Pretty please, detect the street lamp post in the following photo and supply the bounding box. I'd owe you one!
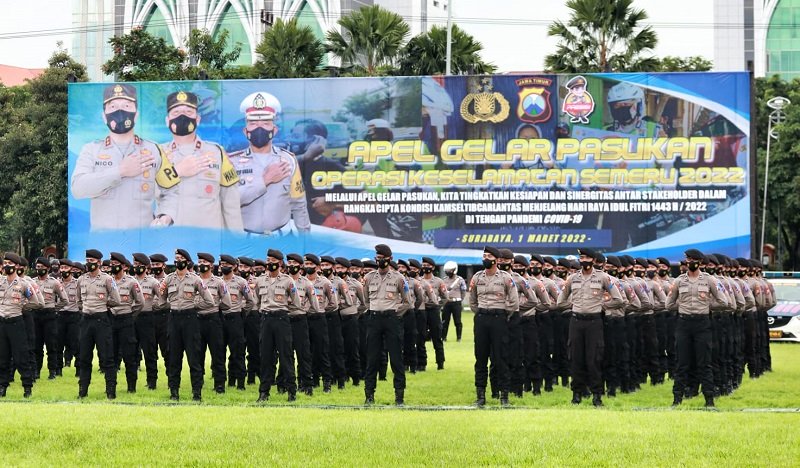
[445,0,453,76]
[760,96,790,263]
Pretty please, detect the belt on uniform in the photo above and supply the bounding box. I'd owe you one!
[197,312,221,319]
[153,310,169,316]
[0,315,24,323]
[477,308,505,316]
[172,309,197,316]
[573,313,602,321]
[711,311,727,319]
[223,311,242,319]
[307,314,325,320]
[82,312,110,319]
[111,312,134,318]
[369,310,395,317]
[244,220,294,237]
[325,311,340,318]
[678,313,709,320]
[261,310,288,317]
[448,298,462,302]
[289,315,306,322]
[340,314,358,321]
[34,308,56,314]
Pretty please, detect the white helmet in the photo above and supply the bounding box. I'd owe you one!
[444,261,458,272]
[240,91,281,121]
[606,82,644,104]
[607,82,644,125]
[366,118,390,129]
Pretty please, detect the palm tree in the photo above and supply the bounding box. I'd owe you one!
[254,18,324,79]
[544,0,658,73]
[326,5,410,76]
[398,24,496,76]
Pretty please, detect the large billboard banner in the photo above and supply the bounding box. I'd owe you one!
[67,72,752,263]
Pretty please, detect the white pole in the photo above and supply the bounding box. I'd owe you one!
[760,116,772,262]
[445,0,453,75]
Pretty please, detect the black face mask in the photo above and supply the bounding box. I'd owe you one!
[253,270,264,277]
[61,271,72,279]
[737,270,746,278]
[16,268,25,276]
[704,267,715,275]
[168,115,197,136]
[105,109,136,134]
[687,262,700,272]
[286,265,300,275]
[610,102,638,126]
[530,266,542,276]
[240,271,250,279]
[376,259,389,269]
[337,271,348,279]
[606,269,617,277]
[497,263,511,271]
[512,268,526,275]
[3,265,16,275]
[580,261,593,271]
[304,267,317,275]
[72,272,81,279]
[634,270,645,278]
[446,271,455,277]
[110,265,122,275]
[408,271,418,278]
[658,270,668,277]
[198,265,211,274]
[558,271,568,279]
[421,267,433,274]
[646,271,656,279]
[320,268,332,276]
[350,272,361,279]
[36,268,48,277]
[482,259,495,269]
[267,263,280,272]
[150,267,163,276]
[247,127,274,148]
[543,268,553,277]
[174,261,188,271]
[134,266,146,275]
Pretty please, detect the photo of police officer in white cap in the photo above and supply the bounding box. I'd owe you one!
[229,91,310,235]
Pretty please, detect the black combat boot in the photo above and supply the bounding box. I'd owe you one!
[672,393,682,407]
[364,392,375,405]
[500,391,510,406]
[323,381,332,393]
[0,386,6,398]
[592,393,603,407]
[78,385,88,399]
[571,392,582,405]
[704,395,715,408]
[257,392,269,403]
[23,387,32,398]
[288,391,296,402]
[395,389,404,406]
[475,387,486,407]
[192,391,202,402]
[170,388,179,401]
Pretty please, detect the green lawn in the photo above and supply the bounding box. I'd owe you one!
[1,311,799,465]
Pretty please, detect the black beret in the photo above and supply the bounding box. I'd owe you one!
[557,258,572,268]
[175,249,192,262]
[267,249,284,261]
[50,259,60,266]
[513,255,529,266]
[197,252,215,263]
[397,259,409,268]
[570,260,580,270]
[60,259,73,267]
[18,257,28,267]
[729,259,740,268]
[484,246,501,258]
[104,83,137,105]
[363,260,378,269]
[253,259,266,267]
[166,90,198,111]
[751,259,763,269]
[73,262,85,272]
[684,248,704,260]
[350,259,363,268]
[530,254,545,264]
[86,249,103,260]
[543,256,557,266]
[705,254,719,265]
[635,257,649,268]
[647,258,659,267]
[35,257,49,267]
[286,253,303,264]
[594,252,606,263]
[735,257,749,267]
[238,257,254,267]
[320,255,335,265]
[4,252,22,265]
[422,256,436,266]
[132,253,150,266]
[102,259,110,267]
[606,255,622,267]
[622,255,635,265]
[578,248,598,258]
[375,244,392,257]
[335,257,351,268]
[388,260,397,270]
[496,249,513,260]
[220,254,238,265]
[408,259,422,269]
[110,252,127,264]
[657,257,671,267]
[149,253,168,263]
[304,254,320,265]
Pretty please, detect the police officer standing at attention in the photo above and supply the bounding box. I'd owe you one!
[132,253,161,390]
[336,257,366,386]
[238,257,261,385]
[254,249,300,403]
[557,248,623,407]
[157,249,214,401]
[420,257,447,370]
[442,261,467,342]
[0,252,41,398]
[362,244,410,406]
[219,255,253,391]
[285,253,319,395]
[57,259,81,376]
[321,255,350,389]
[470,246,518,407]
[666,249,726,407]
[108,252,144,395]
[196,252,231,394]
[77,249,122,399]
[148,253,170,375]
[304,254,336,392]
[32,257,68,380]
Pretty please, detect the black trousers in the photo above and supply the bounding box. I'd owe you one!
[603,316,628,391]
[32,308,59,375]
[111,314,138,387]
[569,315,605,395]
[259,313,295,394]
[308,314,332,385]
[244,312,261,380]
[152,310,170,369]
[78,313,115,391]
[665,311,678,377]
[626,315,641,384]
[364,312,404,394]
[654,312,669,377]
[0,316,33,389]
[520,315,540,389]
[167,311,203,393]
[415,308,428,368]
[21,310,35,378]
[442,301,463,341]
[743,311,758,376]
[135,313,159,386]
[474,313,508,390]
[638,314,659,382]
[758,309,772,371]
[402,310,417,369]
[536,312,555,385]
[57,311,81,368]
[553,312,571,379]
[358,314,368,378]
[673,314,714,398]
[506,313,523,391]
[222,312,247,384]
[326,312,346,383]
[286,315,312,390]
[425,305,445,367]
[198,313,226,388]
[341,314,361,381]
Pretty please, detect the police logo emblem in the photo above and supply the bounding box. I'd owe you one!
[253,93,267,109]
[177,91,188,102]
[516,77,553,124]
[460,78,510,124]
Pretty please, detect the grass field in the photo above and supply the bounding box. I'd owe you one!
[1,311,799,466]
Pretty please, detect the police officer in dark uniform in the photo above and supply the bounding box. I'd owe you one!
[148,253,170,376]
[0,253,40,398]
[196,252,231,394]
[305,253,336,392]
[238,256,261,384]
[132,253,161,390]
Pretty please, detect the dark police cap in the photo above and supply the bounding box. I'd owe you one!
[657,257,671,267]
[4,252,22,265]
[238,257,255,267]
[530,253,544,264]
[74,262,85,272]
[110,252,127,265]
[375,244,392,257]
[617,256,630,267]
[635,257,649,268]
[729,258,739,268]
[286,253,303,264]
[350,259,363,268]
[363,260,378,269]
[397,259,409,268]
[175,249,192,262]
[497,249,514,260]
[623,255,636,265]
[543,256,557,266]
[304,254,320,265]
[166,90,198,111]
[267,249,284,261]
[86,249,103,260]
[18,257,28,267]
[735,257,750,267]
[388,260,398,270]
[220,254,238,265]
[606,255,622,268]
[684,248,704,260]
[647,258,659,267]
[60,259,73,267]
[484,246,501,258]
[422,256,436,266]
[705,254,719,265]
[320,255,335,265]
[335,257,351,268]
[578,248,598,258]
[102,259,110,267]
[35,257,49,267]
[409,259,422,269]
[254,259,267,267]
[557,258,572,269]
[751,259,763,269]
[570,260,580,270]
[149,253,168,263]
[513,255,529,266]
[132,253,150,266]
[103,84,137,105]
[594,252,606,263]
[565,75,587,89]
[197,252,215,263]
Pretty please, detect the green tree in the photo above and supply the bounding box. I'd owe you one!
[103,27,185,81]
[254,18,324,78]
[654,56,713,72]
[544,0,658,73]
[398,24,496,76]
[184,28,242,79]
[326,5,410,76]
[0,47,87,258]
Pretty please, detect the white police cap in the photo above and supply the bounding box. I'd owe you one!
[239,92,281,121]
